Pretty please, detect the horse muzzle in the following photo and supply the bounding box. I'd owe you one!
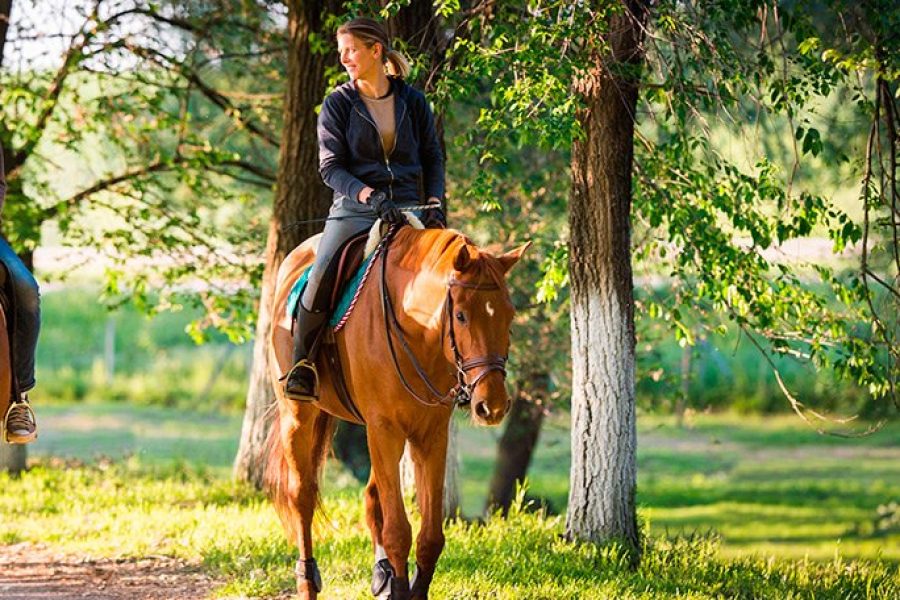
[470,372,511,425]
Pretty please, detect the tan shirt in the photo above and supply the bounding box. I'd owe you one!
[361,93,396,156]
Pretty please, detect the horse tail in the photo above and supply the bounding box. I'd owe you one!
[264,406,337,542]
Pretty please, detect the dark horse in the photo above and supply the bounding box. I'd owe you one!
[0,268,14,441]
[266,225,528,599]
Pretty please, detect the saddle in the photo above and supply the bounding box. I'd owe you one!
[290,232,371,423]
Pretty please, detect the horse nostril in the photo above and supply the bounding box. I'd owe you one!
[476,402,491,419]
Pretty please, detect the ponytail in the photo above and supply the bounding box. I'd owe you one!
[338,17,411,80]
[385,48,411,80]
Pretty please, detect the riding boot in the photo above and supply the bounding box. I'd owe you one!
[283,305,329,402]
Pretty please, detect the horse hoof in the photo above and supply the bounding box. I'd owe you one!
[295,580,318,600]
[410,563,434,599]
[296,557,322,599]
[390,576,411,600]
[371,559,410,599]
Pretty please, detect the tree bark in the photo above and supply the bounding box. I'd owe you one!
[233,0,336,487]
[0,443,24,474]
[565,1,648,557]
[0,0,11,69]
[485,373,548,515]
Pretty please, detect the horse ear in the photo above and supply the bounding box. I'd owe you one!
[497,241,532,274]
[454,244,478,272]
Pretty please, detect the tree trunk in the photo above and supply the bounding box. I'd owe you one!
[233,0,336,487]
[0,0,12,69]
[485,373,548,515]
[0,443,25,474]
[675,340,691,427]
[565,1,648,557]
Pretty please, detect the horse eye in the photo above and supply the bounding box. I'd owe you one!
[455,311,467,323]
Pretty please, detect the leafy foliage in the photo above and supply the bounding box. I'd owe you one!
[434,0,899,419]
[1,0,287,341]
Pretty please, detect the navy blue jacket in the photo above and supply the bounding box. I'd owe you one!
[0,142,6,213]
[317,78,444,205]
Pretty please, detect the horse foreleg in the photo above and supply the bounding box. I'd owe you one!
[277,405,329,600]
[364,473,386,558]
[367,425,411,600]
[408,428,449,600]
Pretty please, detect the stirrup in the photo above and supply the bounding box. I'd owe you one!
[3,400,38,445]
[283,359,320,402]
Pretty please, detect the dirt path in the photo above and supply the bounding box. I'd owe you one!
[0,543,218,600]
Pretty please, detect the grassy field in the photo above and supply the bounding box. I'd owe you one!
[32,285,890,418]
[2,405,898,598]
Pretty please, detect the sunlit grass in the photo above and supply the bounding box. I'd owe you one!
[2,462,898,598]
[6,406,900,596]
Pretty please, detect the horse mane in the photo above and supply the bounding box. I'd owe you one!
[391,227,507,291]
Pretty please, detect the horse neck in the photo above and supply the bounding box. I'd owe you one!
[378,230,459,372]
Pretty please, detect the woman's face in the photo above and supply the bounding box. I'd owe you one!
[337,33,382,81]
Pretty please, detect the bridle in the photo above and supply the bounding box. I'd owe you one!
[379,228,508,408]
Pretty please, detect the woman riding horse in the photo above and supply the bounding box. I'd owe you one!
[283,17,445,402]
[269,17,529,600]
[0,140,41,444]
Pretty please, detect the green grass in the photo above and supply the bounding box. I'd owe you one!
[34,287,250,411]
[6,405,900,597]
[2,461,899,599]
[458,412,900,562]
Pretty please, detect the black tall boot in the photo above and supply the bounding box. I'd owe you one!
[283,304,329,401]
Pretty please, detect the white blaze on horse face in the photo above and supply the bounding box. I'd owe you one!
[485,301,495,317]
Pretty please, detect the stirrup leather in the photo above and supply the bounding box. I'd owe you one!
[3,400,38,444]
[283,359,320,401]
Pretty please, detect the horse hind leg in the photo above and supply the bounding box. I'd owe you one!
[267,404,335,600]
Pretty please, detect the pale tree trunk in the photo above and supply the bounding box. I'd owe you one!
[389,0,460,515]
[565,1,648,557]
[233,0,336,487]
[675,341,691,427]
[0,444,25,474]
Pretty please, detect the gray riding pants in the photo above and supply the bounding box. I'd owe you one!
[300,196,433,313]
[301,196,378,313]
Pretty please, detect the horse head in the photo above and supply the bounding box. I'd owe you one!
[447,240,530,425]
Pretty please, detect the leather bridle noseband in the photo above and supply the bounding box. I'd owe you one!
[380,228,508,408]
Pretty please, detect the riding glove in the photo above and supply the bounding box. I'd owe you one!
[368,190,404,225]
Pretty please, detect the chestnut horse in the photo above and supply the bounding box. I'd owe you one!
[266,225,528,600]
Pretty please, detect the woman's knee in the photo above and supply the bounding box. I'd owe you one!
[13,270,40,315]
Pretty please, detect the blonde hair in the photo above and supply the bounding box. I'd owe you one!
[337,17,411,80]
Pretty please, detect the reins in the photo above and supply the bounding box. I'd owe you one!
[379,227,508,408]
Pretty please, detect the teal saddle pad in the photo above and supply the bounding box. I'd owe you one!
[286,252,376,327]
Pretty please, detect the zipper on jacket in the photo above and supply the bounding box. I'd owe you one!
[355,102,407,202]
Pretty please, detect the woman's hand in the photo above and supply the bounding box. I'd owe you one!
[369,190,404,224]
[358,187,375,203]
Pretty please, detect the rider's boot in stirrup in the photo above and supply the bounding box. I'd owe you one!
[283,304,328,402]
[4,392,38,444]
